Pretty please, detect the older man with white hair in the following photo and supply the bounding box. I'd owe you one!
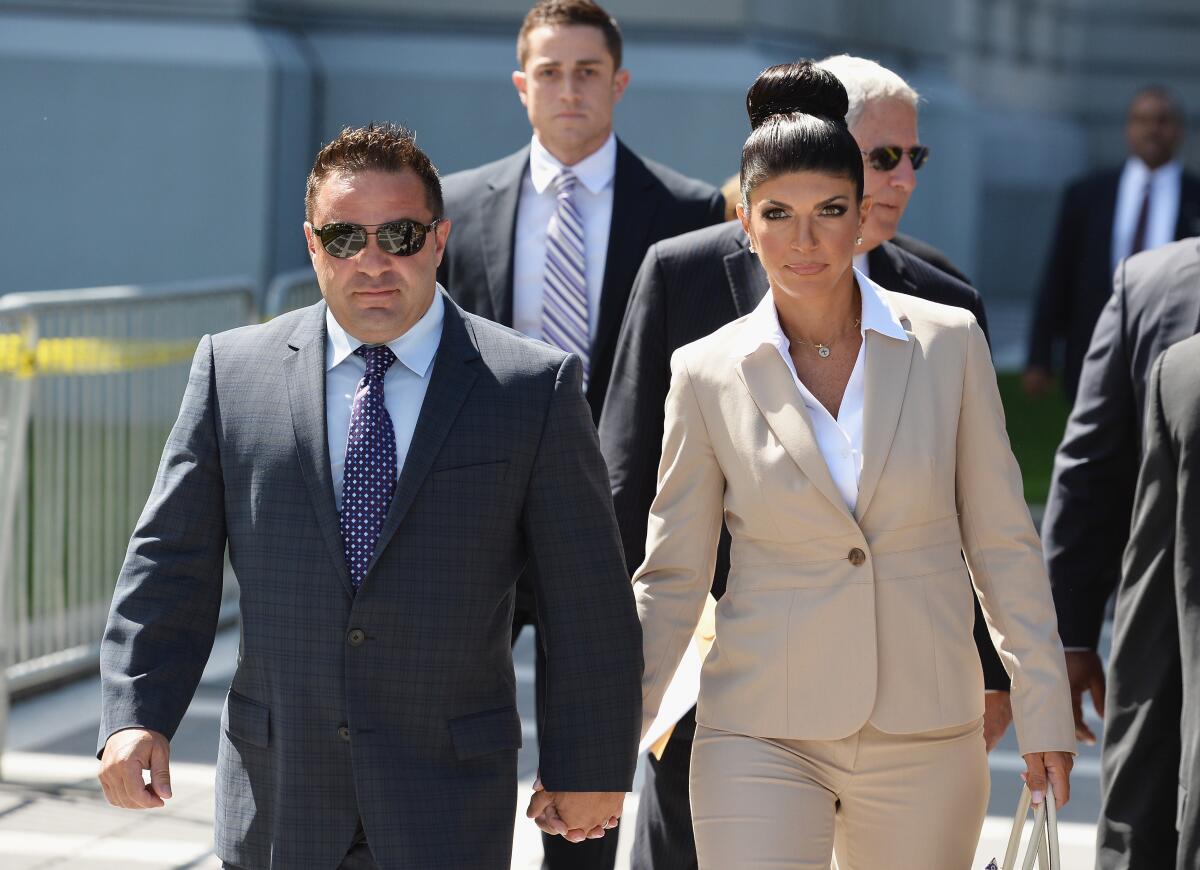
[599,54,1003,870]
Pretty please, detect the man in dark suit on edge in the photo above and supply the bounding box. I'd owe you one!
[1041,238,1200,868]
[1115,331,1200,870]
[600,54,1008,870]
[437,4,721,868]
[96,124,642,870]
[1024,86,1199,403]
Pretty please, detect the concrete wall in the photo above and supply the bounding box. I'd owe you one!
[1,0,1196,307]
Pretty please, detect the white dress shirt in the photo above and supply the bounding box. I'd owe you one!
[326,289,445,510]
[512,133,616,342]
[740,270,909,513]
[852,251,870,280]
[1112,156,1182,269]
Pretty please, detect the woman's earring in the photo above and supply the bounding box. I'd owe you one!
[855,236,863,246]
[748,241,756,253]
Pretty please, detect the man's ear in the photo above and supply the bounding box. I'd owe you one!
[512,70,529,108]
[432,218,452,268]
[612,68,630,104]
[303,222,318,262]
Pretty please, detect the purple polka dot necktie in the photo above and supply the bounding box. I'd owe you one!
[340,344,397,591]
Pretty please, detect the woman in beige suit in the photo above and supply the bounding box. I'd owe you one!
[633,62,1076,869]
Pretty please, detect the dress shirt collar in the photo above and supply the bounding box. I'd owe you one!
[529,132,617,196]
[734,268,908,358]
[325,286,445,377]
[1123,156,1182,190]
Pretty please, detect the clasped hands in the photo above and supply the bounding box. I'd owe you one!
[525,776,623,842]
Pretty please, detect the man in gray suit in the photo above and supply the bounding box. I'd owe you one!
[96,123,642,870]
[1042,237,1200,867]
[1115,331,1200,869]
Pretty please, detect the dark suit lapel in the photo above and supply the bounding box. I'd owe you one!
[723,239,770,317]
[285,302,353,595]
[479,147,529,326]
[867,242,917,296]
[855,319,916,521]
[367,297,480,574]
[590,141,659,401]
[1175,173,1200,240]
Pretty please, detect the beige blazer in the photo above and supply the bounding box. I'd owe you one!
[633,291,1075,757]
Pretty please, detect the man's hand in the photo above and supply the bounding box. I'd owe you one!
[98,728,173,809]
[1022,750,1073,809]
[1022,366,1054,399]
[1065,649,1106,744]
[983,691,1013,752]
[526,778,623,842]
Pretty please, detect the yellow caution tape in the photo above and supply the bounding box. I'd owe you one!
[0,335,197,377]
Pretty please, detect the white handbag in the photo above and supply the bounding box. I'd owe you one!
[984,782,1060,870]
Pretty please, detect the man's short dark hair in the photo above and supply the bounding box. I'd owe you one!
[305,123,444,222]
[517,0,622,70]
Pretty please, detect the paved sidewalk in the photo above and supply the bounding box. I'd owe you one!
[1,625,1100,868]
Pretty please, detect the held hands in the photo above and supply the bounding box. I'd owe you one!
[526,777,623,843]
[1065,649,1106,744]
[1022,751,1072,810]
[98,728,173,809]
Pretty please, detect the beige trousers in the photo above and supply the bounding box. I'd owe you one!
[690,719,989,870]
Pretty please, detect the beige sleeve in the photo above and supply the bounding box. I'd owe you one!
[954,317,1076,756]
[633,352,727,739]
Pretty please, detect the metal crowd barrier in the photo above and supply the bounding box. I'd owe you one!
[0,279,257,755]
[264,266,321,318]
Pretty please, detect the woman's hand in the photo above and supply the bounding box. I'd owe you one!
[1021,751,1073,809]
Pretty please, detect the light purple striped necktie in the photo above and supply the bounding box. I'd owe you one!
[541,169,589,385]
[340,344,397,591]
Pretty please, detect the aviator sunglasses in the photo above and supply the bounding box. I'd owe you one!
[861,145,931,172]
[311,218,443,258]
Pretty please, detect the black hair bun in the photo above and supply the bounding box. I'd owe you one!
[746,61,849,130]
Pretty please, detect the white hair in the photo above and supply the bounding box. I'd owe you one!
[815,54,920,129]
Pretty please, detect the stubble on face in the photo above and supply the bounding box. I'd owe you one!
[305,169,447,345]
[513,25,628,166]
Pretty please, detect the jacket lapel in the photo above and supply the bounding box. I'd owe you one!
[723,238,770,317]
[367,297,480,575]
[855,319,916,522]
[285,302,353,595]
[589,141,659,402]
[479,147,528,326]
[736,345,853,521]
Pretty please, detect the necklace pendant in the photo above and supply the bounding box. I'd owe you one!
[817,345,832,359]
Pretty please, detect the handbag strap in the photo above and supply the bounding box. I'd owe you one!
[1000,782,1059,870]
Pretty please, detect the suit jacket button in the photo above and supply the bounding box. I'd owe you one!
[347,629,366,646]
[338,725,351,742]
[848,547,866,567]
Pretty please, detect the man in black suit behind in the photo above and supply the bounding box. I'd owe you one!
[436,3,722,868]
[1041,238,1200,868]
[600,54,1008,870]
[1117,331,1200,870]
[1025,86,1200,403]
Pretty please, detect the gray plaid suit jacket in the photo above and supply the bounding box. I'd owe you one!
[98,296,642,870]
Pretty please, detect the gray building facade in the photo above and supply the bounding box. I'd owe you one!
[3,0,1197,323]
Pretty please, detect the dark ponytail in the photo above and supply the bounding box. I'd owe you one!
[740,61,864,205]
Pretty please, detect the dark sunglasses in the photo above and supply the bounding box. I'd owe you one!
[312,218,442,258]
[861,145,930,172]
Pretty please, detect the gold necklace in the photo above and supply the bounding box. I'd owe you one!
[793,318,861,359]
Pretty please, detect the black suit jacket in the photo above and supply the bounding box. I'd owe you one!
[1108,332,1200,869]
[599,219,1007,695]
[891,231,972,285]
[1043,239,1200,869]
[437,139,725,422]
[1044,237,1200,648]
[1026,166,1200,400]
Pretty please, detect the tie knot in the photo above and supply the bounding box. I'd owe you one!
[355,344,396,378]
[554,169,578,197]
